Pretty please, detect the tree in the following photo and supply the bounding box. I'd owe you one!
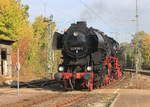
[32,16,61,73]
[0,0,29,40]
[31,16,49,72]
[131,31,150,69]
[120,42,134,68]
[0,0,61,78]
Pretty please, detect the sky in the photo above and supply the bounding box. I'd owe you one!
[22,0,150,43]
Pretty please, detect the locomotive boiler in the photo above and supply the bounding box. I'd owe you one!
[53,21,122,91]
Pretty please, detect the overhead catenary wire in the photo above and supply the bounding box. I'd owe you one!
[100,9,135,31]
[78,0,136,43]
[79,0,116,31]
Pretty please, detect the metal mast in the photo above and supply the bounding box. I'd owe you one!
[44,16,54,73]
[135,0,141,76]
[136,0,139,32]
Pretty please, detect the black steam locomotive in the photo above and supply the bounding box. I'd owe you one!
[53,22,122,91]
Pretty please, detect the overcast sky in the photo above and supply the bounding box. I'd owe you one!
[22,0,150,43]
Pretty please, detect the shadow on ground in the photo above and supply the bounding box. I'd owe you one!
[7,78,66,92]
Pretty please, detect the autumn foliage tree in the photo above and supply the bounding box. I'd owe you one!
[132,31,150,69]
[30,16,50,73]
[122,31,150,69]
[0,0,61,79]
[0,0,30,40]
[0,0,33,74]
[32,16,62,73]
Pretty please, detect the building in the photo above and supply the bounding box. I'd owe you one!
[0,39,15,78]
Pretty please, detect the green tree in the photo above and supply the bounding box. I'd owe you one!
[120,42,134,68]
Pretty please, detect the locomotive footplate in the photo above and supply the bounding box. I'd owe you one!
[54,72,94,91]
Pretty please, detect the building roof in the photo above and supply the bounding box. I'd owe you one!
[0,39,16,45]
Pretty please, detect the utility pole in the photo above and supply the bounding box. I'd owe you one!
[134,0,142,87]
[136,0,139,32]
[135,0,140,74]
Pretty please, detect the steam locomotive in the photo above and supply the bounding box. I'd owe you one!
[53,22,122,91]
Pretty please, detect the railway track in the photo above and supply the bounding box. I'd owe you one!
[0,69,149,107]
[0,76,125,107]
[48,93,86,107]
[99,68,149,89]
[2,93,86,107]
[104,70,133,89]
[0,88,16,96]
[103,76,130,89]
[6,94,60,107]
[1,91,117,107]
[7,74,127,106]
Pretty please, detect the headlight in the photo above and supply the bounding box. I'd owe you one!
[87,66,92,71]
[58,66,64,72]
[73,32,79,37]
